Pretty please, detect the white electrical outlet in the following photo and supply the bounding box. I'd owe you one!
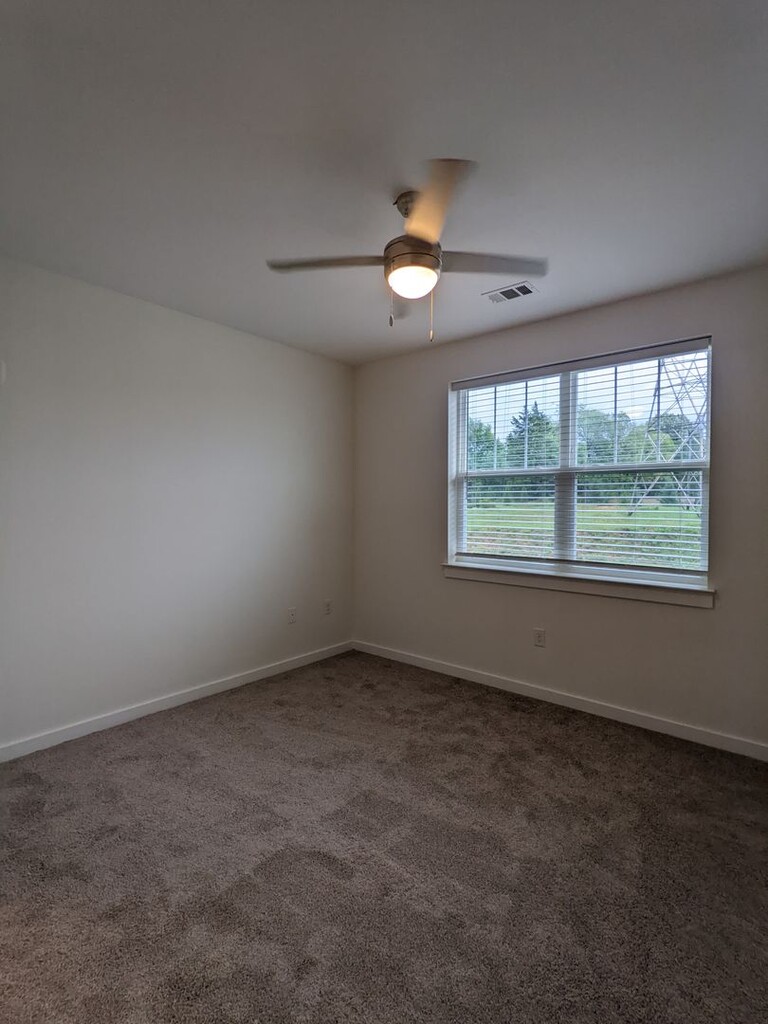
[323,599,332,616]
[288,607,297,625]
[533,628,546,648]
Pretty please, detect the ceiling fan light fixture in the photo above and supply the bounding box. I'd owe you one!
[387,263,439,299]
[383,236,442,300]
[266,161,549,324]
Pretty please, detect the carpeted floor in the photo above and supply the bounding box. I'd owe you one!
[1,652,766,1023]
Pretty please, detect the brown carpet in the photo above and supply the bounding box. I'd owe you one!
[1,652,766,1023]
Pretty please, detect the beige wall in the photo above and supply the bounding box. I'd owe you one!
[0,259,353,751]
[354,266,768,748]
[2,258,766,758]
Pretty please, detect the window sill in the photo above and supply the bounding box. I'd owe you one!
[442,560,715,608]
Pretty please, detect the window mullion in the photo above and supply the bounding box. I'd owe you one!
[457,390,468,553]
[555,371,577,560]
[448,390,468,559]
[613,364,618,463]
[699,468,710,570]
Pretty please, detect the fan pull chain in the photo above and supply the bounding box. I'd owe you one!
[429,289,435,343]
[388,289,394,328]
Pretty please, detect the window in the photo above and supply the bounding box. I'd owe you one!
[448,337,711,593]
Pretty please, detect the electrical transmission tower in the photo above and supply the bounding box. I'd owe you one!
[628,353,709,514]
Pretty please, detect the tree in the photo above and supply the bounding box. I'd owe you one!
[504,402,559,469]
[503,402,559,500]
[466,419,501,506]
[467,418,496,470]
[576,407,634,464]
[657,412,704,460]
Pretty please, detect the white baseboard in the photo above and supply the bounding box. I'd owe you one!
[4,639,765,764]
[352,641,768,762]
[0,642,353,763]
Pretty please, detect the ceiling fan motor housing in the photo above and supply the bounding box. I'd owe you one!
[383,235,442,284]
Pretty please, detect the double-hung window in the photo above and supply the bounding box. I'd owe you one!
[448,337,711,594]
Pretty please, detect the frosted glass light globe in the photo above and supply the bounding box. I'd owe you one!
[387,264,439,299]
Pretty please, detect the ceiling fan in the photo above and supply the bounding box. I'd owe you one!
[266,160,548,306]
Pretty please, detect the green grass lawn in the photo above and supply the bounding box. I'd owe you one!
[466,501,702,568]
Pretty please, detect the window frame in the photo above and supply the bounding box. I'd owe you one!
[446,337,714,607]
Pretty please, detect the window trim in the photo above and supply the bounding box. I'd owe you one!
[442,560,715,608]
[449,335,709,392]
[447,336,713,600]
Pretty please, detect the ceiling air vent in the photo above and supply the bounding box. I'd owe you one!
[484,281,537,304]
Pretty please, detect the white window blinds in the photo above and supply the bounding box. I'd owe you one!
[448,338,711,581]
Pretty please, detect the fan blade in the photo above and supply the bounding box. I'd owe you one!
[442,252,548,277]
[406,159,475,244]
[267,255,384,272]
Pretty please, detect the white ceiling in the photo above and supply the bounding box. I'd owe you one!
[2,1,767,364]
